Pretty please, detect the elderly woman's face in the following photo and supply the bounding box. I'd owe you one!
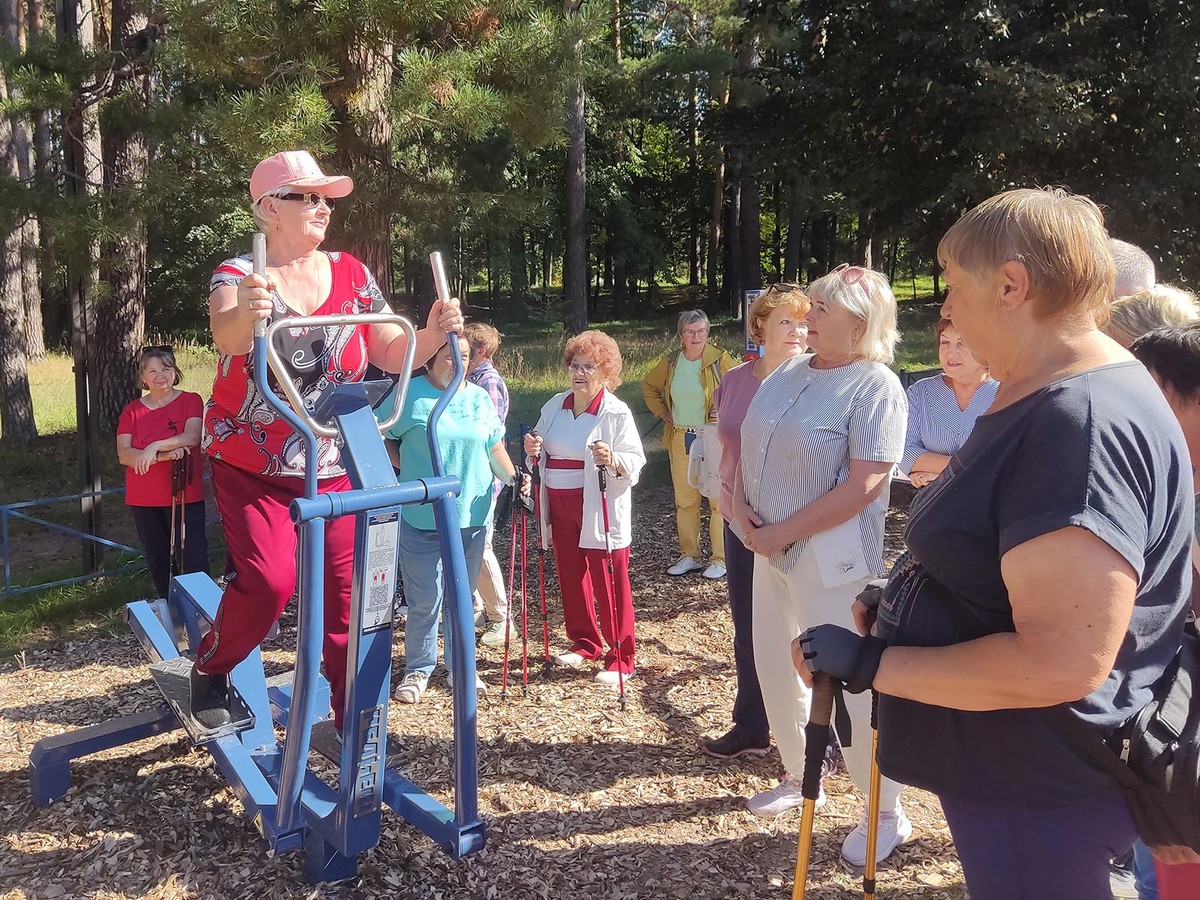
[567,353,606,395]
[804,295,863,359]
[428,338,470,390]
[938,324,988,384]
[269,189,334,244]
[679,319,709,356]
[141,357,175,393]
[939,260,996,355]
[760,305,808,356]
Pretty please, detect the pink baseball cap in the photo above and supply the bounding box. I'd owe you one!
[249,150,354,204]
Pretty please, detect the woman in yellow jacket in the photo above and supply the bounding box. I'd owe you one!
[642,310,739,579]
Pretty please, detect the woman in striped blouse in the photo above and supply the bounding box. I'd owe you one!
[730,264,910,868]
[901,318,997,488]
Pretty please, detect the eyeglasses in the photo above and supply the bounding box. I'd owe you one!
[276,192,336,210]
[143,344,173,354]
[568,362,598,374]
[681,328,709,337]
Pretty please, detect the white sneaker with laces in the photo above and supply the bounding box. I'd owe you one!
[554,651,587,669]
[393,672,429,704]
[667,556,703,576]
[840,802,913,866]
[480,618,513,647]
[747,774,827,818]
[593,668,634,687]
[702,562,726,579]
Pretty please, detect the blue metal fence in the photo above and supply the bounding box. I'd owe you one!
[0,488,144,598]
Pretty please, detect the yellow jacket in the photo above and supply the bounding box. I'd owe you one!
[641,343,739,447]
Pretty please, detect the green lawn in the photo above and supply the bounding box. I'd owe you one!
[1,295,942,652]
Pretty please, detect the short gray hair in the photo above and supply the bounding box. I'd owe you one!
[677,309,709,333]
[251,187,290,231]
[1111,238,1156,300]
[1105,284,1199,348]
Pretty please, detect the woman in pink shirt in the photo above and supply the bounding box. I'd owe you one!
[700,285,811,760]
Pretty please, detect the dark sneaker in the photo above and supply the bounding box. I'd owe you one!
[189,665,232,729]
[700,728,771,760]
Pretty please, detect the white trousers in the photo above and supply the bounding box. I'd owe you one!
[752,541,903,811]
[473,519,509,621]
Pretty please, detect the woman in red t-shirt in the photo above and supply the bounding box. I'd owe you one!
[116,347,209,599]
[191,150,463,731]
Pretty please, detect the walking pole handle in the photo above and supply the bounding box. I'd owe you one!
[251,232,269,338]
[802,674,835,800]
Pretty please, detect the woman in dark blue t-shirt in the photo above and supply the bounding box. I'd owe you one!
[794,188,1194,900]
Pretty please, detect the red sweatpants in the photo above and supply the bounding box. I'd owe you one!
[197,459,356,728]
[547,488,635,672]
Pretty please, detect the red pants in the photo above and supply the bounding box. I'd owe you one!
[547,488,635,672]
[197,459,356,728]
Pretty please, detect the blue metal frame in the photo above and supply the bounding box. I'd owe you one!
[27,286,486,882]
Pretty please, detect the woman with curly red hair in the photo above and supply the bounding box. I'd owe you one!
[524,331,646,685]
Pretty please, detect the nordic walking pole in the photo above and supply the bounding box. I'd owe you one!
[176,451,188,570]
[529,431,552,675]
[519,483,530,693]
[863,691,882,899]
[595,458,626,710]
[167,455,181,587]
[793,672,836,900]
[500,487,519,701]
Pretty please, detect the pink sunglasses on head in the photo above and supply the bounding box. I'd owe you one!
[831,262,872,302]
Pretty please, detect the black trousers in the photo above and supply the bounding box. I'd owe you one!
[725,521,769,740]
[131,501,210,598]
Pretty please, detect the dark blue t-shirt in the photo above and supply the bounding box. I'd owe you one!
[877,361,1193,810]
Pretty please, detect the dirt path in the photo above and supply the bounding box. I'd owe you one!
[0,484,967,899]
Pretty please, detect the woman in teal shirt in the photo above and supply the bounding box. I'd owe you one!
[384,336,523,704]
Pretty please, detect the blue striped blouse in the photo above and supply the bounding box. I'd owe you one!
[900,375,999,476]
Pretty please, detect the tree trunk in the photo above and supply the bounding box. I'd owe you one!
[0,14,34,444]
[328,37,395,295]
[807,216,828,282]
[724,181,742,314]
[94,0,153,432]
[507,229,529,322]
[706,75,730,308]
[739,175,761,291]
[562,0,588,334]
[688,79,701,286]
[856,207,875,269]
[783,187,804,282]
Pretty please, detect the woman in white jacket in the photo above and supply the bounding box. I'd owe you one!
[524,330,646,686]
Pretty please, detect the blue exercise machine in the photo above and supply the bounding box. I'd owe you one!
[28,246,486,883]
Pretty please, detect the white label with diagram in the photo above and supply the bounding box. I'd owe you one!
[362,511,399,633]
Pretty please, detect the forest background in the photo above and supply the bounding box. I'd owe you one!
[1,0,1198,445]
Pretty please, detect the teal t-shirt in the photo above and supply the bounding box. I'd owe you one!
[670,354,707,428]
[382,376,505,530]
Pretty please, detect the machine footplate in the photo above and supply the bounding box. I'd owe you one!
[149,657,255,745]
[310,719,404,767]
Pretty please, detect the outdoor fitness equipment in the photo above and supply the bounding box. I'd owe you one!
[28,243,486,883]
[792,673,835,900]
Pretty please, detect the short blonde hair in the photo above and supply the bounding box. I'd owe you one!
[464,322,502,360]
[563,330,623,388]
[747,285,811,344]
[1105,284,1200,348]
[806,266,899,364]
[937,187,1114,321]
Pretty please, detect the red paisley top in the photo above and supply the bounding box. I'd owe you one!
[202,251,390,479]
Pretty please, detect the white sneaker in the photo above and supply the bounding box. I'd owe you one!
[840,803,913,866]
[554,651,587,669]
[702,562,726,579]
[593,668,634,687]
[446,672,488,695]
[747,773,827,818]
[666,556,703,576]
[393,672,429,704]
[473,608,487,631]
[480,618,513,647]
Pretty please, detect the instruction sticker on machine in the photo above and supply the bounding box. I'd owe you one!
[363,511,399,633]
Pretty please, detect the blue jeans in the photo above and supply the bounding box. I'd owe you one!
[399,520,487,678]
[940,789,1137,900]
[1132,841,1160,900]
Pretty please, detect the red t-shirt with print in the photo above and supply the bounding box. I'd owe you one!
[202,251,390,479]
[117,391,205,506]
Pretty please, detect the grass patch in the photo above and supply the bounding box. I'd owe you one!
[3,306,943,650]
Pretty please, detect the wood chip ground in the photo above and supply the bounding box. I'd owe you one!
[0,483,969,898]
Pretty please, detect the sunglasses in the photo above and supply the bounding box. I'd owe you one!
[768,282,801,292]
[831,263,872,302]
[275,191,336,210]
[142,344,173,355]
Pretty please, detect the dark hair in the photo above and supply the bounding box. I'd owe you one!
[139,346,182,386]
[1130,324,1200,400]
[935,317,954,340]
